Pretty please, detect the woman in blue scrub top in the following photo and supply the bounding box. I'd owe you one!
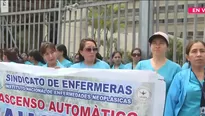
[70,38,110,69]
[56,44,73,67]
[111,51,126,69]
[125,48,141,69]
[28,49,46,66]
[40,42,64,68]
[135,31,181,93]
[21,52,33,65]
[2,48,22,63]
[164,40,205,116]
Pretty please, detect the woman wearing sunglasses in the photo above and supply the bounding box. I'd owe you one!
[164,40,205,116]
[125,48,141,69]
[70,38,110,69]
[135,32,181,93]
[40,42,64,68]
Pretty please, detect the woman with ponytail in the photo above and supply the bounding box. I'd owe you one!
[56,44,73,68]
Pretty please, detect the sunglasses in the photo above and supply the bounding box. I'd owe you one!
[132,53,141,57]
[84,47,98,52]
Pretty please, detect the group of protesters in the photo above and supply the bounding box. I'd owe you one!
[0,31,205,116]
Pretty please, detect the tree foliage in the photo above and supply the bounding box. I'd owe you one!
[87,4,125,59]
[167,36,183,65]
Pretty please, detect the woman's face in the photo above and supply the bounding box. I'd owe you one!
[150,37,167,56]
[131,50,141,62]
[80,41,97,62]
[187,42,205,67]
[21,53,28,61]
[3,55,8,62]
[43,48,57,65]
[55,49,63,59]
[112,53,122,65]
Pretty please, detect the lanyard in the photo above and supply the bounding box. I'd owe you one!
[191,68,205,101]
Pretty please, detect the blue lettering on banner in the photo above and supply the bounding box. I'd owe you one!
[4,84,132,105]
[5,74,45,86]
[62,80,133,95]
[5,108,34,116]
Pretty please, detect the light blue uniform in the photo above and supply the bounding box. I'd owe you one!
[24,61,33,65]
[70,59,110,69]
[182,62,189,70]
[60,59,73,68]
[43,60,64,68]
[135,59,181,93]
[164,68,203,116]
[112,63,127,69]
[37,62,45,66]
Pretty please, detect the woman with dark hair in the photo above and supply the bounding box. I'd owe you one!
[13,47,23,62]
[111,51,126,69]
[28,49,46,66]
[21,52,33,65]
[70,38,110,69]
[165,40,205,116]
[3,48,22,63]
[73,53,80,63]
[40,42,64,68]
[125,48,142,69]
[56,44,73,67]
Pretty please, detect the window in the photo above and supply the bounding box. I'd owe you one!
[168,19,174,23]
[188,4,194,7]
[159,6,165,11]
[177,19,184,23]
[198,31,204,36]
[178,5,184,9]
[187,18,194,22]
[188,32,193,36]
[168,32,174,35]
[168,6,174,10]
[159,19,165,23]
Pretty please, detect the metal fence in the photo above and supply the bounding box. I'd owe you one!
[0,0,204,64]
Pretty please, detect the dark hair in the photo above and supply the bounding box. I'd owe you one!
[186,40,205,67]
[131,48,141,56]
[96,53,103,60]
[78,38,98,62]
[3,48,22,63]
[28,49,46,64]
[14,47,23,60]
[40,42,56,55]
[110,51,123,67]
[111,51,122,58]
[56,44,72,61]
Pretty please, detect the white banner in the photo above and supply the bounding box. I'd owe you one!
[0,62,166,116]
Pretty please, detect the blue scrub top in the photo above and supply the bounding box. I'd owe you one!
[24,61,33,65]
[178,72,203,116]
[37,62,45,66]
[182,62,189,70]
[164,68,203,116]
[43,60,64,68]
[70,59,110,69]
[60,59,73,68]
[135,59,181,93]
[111,63,127,69]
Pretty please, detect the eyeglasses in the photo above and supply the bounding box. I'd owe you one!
[84,47,98,52]
[132,53,141,57]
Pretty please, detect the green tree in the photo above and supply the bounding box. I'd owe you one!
[167,36,183,65]
[87,4,125,59]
